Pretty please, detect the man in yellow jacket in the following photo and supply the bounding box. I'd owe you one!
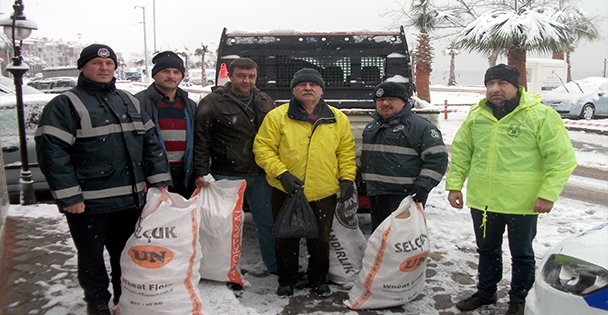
[254,68,356,298]
[446,64,576,315]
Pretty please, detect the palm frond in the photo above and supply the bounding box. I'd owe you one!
[456,8,572,54]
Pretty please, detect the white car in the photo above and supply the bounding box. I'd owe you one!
[0,76,55,203]
[525,223,608,315]
[540,77,608,120]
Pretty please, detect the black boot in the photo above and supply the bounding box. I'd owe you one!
[87,302,111,315]
[505,301,525,315]
[455,292,497,311]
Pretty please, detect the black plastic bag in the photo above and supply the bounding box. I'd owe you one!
[272,190,319,238]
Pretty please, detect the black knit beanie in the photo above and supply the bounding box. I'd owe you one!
[373,81,410,103]
[484,64,520,88]
[290,68,325,90]
[77,44,118,69]
[152,51,186,77]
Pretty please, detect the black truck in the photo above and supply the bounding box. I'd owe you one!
[214,26,416,109]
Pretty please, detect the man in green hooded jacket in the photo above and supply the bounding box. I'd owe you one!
[446,64,576,315]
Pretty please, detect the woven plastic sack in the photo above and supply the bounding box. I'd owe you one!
[328,189,366,287]
[198,179,247,286]
[345,196,429,309]
[119,188,203,315]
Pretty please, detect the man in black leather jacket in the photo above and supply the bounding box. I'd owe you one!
[194,58,277,275]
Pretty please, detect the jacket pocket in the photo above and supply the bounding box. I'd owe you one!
[75,162,113,180]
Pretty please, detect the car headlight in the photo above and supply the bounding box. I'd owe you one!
[542,254,608,296]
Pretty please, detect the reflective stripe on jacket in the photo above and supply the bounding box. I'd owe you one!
[253,100,356,201]
[445,88,576,214]
[35,79,172,212]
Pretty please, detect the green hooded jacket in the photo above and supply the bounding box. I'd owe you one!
[446,88,576,214]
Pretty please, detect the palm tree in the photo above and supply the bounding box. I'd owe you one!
[456,8,571,89]
[444,43,460,86]
[404,0,455,102]
[176,49,190,77]
[539,4,599,81]
[194,44,209,83]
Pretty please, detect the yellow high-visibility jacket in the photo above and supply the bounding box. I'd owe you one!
[254,100,356,201]
[446,88,576,214]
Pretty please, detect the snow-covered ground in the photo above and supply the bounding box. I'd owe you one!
[4,89,608,314]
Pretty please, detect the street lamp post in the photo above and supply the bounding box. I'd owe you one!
[134,5,149,82]
[152,0,157,52]
[0,0,37,205]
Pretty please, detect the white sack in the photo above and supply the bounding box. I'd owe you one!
[345,196,430,310]
[199,179,247,286]
[328,190,366,287]
[119,188,203,315]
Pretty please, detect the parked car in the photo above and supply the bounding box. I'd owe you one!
[0,76,55,203]
[525,223,608,315]
[540,77,608,120]
[125,70,141,82]
[27,76,76,94]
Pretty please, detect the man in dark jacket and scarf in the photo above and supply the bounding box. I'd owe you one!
[194,58,277,276]
[135,51,197,197]
[35,44,172,315]
[361,81,448,231]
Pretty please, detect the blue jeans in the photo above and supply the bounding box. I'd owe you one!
[214,174,277,273]
[471,208,538,303]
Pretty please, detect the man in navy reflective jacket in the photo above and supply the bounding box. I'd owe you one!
[360,81,448,231]
[35,44,171,315]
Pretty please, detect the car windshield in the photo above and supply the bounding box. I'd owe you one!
[0,76,45,95]
[552,79,605,94]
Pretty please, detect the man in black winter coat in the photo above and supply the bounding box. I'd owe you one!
[360,81,448,231]
[35,44,172,315]
[135,51,197,197]
[194,58,277,276]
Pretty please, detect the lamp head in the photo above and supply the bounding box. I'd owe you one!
[0,0,37,42]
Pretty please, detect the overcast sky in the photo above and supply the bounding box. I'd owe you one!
[1,0,606,84]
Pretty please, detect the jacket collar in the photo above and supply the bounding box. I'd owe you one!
[77,73,116,92]
[145,83,189,103]
[287,97,335,122]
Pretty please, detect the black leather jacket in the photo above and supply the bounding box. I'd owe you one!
[194,83,275,177]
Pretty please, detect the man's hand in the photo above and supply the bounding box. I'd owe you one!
[448,190,464,209]
[337,180,355,202]
[410,185,429,204]
[533,197,554,213]
[277,172,304,195]
[158,186,168,192]
[63,202,85,214]
[195,176,210,188]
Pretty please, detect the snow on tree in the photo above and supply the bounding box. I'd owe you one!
[537,4,599,81]
[456,8,571,89]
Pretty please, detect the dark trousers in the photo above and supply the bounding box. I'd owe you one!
[369,194,408,232]
[271,188,336,287]
[169,163,195,198]
[65,208,140,307]
[471,208,538,303]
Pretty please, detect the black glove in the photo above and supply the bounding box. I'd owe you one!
[277,172,304,195]
[410,185,429,204]
[337,180,355,202]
